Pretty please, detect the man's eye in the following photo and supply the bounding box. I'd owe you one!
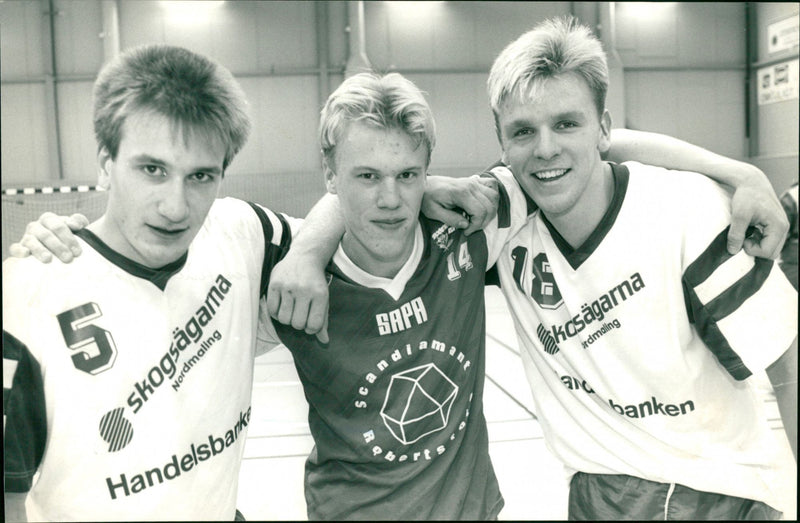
[557,121,578,130]
[358,172,376,180]
[191,172,215,183]
[143,165,165,177]
[514,128,533,137]
[399,171,417,180]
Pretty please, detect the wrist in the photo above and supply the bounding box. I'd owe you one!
[728,161,769,190]
[284,242,331,270]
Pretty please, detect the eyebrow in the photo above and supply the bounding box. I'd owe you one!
[351,164,423,172]
[505,110,587,129]
[553,111,586,121]
[130,154,223,174]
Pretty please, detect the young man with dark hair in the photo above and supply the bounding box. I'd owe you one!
[3,44,298,521]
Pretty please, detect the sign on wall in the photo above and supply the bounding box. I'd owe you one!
[767,15,799,55]
[757,59,799,105]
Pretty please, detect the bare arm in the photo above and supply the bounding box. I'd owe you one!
[607,129,788,259]
[766,337,798,461]
[4,492,28,522]
[265,193,344,343]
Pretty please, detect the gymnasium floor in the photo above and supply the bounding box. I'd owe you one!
[236,286,796,521]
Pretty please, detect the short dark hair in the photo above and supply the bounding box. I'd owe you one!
[93,44,251,170]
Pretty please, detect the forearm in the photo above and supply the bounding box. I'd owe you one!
[607,129,769,189]
[766,338,798,461]
[292,193,345,266]
[266,193,342,340]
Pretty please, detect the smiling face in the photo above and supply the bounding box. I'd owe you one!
[326,120,428,278]
[94,110,224,268]
[497,72,611,222]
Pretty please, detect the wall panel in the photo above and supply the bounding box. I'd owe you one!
[53,0,105,75]
[407,72,498,174]
[56,80,97,181]
[616,2,745,67]
[119,1,319,73]
[0,83,51,184]
[366,1,570,71]
[0,0,46,78]
[625,70,746,159]
[618,3,748,160]
[235,76,322,176]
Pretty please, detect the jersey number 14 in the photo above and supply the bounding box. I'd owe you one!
[446,242,474,281]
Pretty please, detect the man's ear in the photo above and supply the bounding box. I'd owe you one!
[322,155,337,195]
[97,147,112,190]
[598,109,612,155]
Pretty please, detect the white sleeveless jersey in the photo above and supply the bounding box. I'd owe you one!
[489,162,797,510]
[3,198,296,521]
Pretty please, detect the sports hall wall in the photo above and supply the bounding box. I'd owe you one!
[1,1,798,258]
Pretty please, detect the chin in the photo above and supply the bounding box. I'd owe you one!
[372,244,406,263]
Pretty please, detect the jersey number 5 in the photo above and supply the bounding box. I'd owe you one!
[57,303,118,375]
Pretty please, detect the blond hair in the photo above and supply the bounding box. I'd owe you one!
[319,72,436,169]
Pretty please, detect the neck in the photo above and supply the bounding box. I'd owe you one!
[340,227,417,279]
[547,162,614,249]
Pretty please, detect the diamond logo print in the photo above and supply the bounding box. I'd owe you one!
[380,363,458,445]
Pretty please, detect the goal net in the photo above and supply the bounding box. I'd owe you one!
[2,185,108,260]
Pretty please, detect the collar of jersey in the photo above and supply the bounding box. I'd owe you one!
[332,221,424,301]
[539,162,630,270]
[75,228,188,291]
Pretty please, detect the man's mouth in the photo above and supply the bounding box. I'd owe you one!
[532,168,569,181]
[148,224,188,237]
[372,217,406,229]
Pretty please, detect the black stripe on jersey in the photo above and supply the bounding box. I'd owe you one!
[481,171,511,230]
[683,227,774,380]
[683,228,736,287]
[3,331,47,492]
[484,161,540,217]
[541,163,629,270]
[75,229,188,291]
[685,298,751,380]
[247,202,293,297]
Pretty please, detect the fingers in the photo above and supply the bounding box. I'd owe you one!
[727,182,789,259]
[726,219,747,255]
[290,295,313,331]
[428,207,470,230]
[268,284,297,327]
[17,212,83,262]
[43,213,84,258]
[265,281,283,320]
[8,242,51,263]
[21,221,76,262]
[462,177,498,235]
[473,176,500,201]
[67,213,90,229]
[743,225,786,260]
[312,305,329,345]
[267,279,330,344]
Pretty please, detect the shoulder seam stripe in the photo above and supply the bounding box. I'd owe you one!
[481,171,511,229]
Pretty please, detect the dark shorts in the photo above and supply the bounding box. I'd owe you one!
[568,472,782,520]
